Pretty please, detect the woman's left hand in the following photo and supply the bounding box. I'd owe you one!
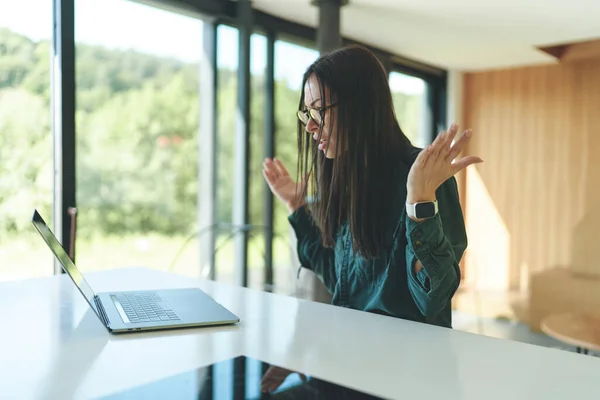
[406,123,483,204]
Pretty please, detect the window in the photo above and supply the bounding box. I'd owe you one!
[0,0,446,290]
[74,0,203,277]
[272,39,318,296]
[389,71,429,148]
[214,26,270,289]
[248,32,268,291]
[214,23,238,286]
[0,0,53,281]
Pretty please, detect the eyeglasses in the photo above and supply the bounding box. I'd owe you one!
[297,103,337,126]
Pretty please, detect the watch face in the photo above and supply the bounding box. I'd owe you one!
[415,202,436,218]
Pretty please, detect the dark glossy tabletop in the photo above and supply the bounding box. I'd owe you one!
[104,356,384,399]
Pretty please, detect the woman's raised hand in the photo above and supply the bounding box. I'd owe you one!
[262,158,306,213]
[406,123,483,204]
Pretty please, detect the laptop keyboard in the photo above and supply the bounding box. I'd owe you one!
[116,293,180,323]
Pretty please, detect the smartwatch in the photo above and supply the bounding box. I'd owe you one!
[406,200,438,219]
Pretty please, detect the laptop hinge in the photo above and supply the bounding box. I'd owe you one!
[94,296,111,328]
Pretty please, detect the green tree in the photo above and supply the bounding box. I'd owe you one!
[0,87,52,237]
[76,69,200,237]
[0,27,421,245]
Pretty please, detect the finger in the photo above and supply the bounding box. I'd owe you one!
[262,169,276,186]
[452,155,483,172]
[261,378,269,391]
[432,132,447,159]
[261,371,276,392]
[273,158,289,177]
[430,130,447,152]
[265,159,280,179]
[451,127,469,147]
[261,380,273,393]
[263,157,274,171]
[443,124,459,151]
[434,124,458,161]
[416,145,434,167]
[268,379,283,392]
[447,129,472,161]
[430,129,451,160]
[262,169,272,186]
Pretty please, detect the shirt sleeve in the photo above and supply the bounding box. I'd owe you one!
[403,176,467,320]
[288,205,337,292]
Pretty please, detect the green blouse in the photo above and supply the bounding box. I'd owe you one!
[287,159,467,328]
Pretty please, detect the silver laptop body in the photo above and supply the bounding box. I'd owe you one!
[31,210,240,333]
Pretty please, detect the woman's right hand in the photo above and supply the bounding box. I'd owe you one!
[262,158,306,214]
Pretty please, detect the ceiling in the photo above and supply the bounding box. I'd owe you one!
[252,0,600,71]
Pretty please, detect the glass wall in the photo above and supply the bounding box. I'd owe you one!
[214,24,238,285]
[247,32,268,291]
[389,71,429,148]
[271,40,319,296]
[6,0,446,289]
[210,33,321,294]
[213,26,270,290]
[0,0,53,281]
[74,0,203,277]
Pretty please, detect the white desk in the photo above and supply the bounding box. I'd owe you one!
[1,268,599,399]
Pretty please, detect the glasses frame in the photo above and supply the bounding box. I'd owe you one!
[297,103,337,126]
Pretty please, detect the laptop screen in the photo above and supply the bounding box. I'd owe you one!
[31,210,98,314]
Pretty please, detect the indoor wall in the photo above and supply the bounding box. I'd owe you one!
[460,57,600,293]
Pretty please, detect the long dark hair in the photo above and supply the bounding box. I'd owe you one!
[297,45,416,259]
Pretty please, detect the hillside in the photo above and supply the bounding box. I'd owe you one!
[0,28,420,240]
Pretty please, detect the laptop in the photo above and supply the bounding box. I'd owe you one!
[31,209,240,333]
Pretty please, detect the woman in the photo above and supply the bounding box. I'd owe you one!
[262,45,482,329]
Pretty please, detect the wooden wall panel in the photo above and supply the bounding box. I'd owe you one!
[462,59,600,291]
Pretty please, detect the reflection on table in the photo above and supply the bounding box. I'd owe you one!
[104,355,384,399]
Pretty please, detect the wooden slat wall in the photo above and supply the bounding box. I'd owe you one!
[461,59,600,291]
